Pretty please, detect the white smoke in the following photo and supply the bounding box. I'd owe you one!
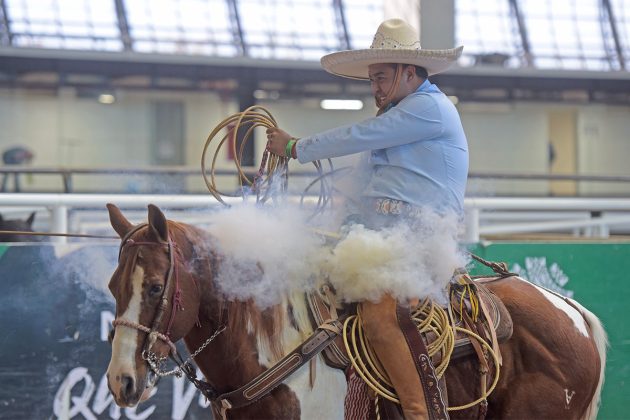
[323,209,468,304]
[205,203,467,308]
[205,203,324,308]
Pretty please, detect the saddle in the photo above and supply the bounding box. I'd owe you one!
[307,275,513,370]
[306,274,514,419]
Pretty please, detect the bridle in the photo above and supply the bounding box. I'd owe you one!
[108,222,343,417]
[109,223,224,400]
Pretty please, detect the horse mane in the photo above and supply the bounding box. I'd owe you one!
[223,300,287,363]
[167,220,290,363]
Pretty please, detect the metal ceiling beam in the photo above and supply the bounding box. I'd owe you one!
[114,0,133,51]
[601,0,625,70]
[0,0,12,46]
[333,0,351,50]
[508,0,533,67]
[1,48,630,105]
[226,0,247,56]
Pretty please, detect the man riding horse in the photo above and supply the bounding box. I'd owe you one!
[267,18,467,419]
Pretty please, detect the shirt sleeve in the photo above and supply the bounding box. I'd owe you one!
[296,94,443,163]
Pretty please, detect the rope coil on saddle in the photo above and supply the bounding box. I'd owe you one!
[342,295,501,411]
[342,299,454,404]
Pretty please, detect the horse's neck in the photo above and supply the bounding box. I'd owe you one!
[184,315,260,391]
[188,294,348,419]
[188,291,313,392]
[171,224,314,391]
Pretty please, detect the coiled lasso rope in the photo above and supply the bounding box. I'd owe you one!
[342,298,501,411]
[201,105,340,218]
[201,106,285,205]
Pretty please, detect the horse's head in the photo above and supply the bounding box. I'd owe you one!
[0,211,37,242]
[105,203,202,407]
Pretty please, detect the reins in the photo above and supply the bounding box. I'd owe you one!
[0,230,118,239]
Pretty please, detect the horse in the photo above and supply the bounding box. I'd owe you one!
[105,203,607,419]
[0,211,38,242]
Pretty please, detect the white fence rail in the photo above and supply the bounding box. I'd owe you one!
[463,197,630,242]
[2,193,630,243]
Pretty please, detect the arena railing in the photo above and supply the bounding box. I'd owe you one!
[2,193,630,243]
[2,166,630,193]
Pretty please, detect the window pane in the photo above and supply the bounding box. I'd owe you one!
[125,0,235,56]
[520,0,614,70]
[611,0,630,69]
[456,0,522,67]
[343,0,383,49]
[6,0,121,50]
[238,0,339,60]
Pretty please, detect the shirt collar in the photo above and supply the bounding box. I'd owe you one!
[384,79,437,113]
[416,78,437,93]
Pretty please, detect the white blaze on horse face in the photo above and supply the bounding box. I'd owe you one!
[528,281,590,338]
[107,265,145,394]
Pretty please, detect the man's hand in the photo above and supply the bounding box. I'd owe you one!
[266,127,293,157]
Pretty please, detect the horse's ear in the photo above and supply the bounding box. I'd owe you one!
[26,212,35,228]
[107,203,133,239]
[148,204,169,243]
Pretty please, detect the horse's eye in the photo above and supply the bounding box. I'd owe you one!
[149,284,163,296]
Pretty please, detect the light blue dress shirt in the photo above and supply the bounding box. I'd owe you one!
[296,79,469,214]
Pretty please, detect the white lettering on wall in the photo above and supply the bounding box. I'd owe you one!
[92,374,121,419]
[172,375,198,420]
[53,367,209,419]
[53,367,97,420]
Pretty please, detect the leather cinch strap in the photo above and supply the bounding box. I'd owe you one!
[216,319,343,412]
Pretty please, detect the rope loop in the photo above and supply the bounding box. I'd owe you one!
[201,106,288,205]
[201,106,344,220]
[342,298,501,411]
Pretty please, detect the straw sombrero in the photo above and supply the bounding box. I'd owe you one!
[321,18,463,80]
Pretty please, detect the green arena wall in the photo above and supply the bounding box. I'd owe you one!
[0,241,627,419]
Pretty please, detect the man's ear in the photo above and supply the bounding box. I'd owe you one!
[405,65,416,81]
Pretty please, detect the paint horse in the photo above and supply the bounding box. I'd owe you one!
[0,211,38,242]
[106,204,607,419]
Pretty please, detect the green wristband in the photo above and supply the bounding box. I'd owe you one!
[285,139,296,158]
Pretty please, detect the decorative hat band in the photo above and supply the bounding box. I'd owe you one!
[370,33,422,50]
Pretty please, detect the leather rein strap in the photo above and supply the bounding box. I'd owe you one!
[216,319,343,416]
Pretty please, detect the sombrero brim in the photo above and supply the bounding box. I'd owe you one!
[321,46,464,80]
